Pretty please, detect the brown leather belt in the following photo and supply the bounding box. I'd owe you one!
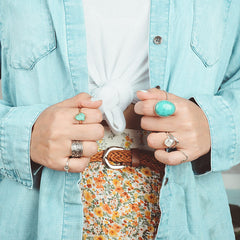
[90,146,165,173]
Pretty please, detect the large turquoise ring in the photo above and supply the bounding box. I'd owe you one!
[155,100,176,117]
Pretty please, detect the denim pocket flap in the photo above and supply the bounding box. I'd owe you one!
[191,0,232,67]
[1,1,57,70]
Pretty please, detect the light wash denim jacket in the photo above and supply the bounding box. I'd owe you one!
[0,0,240,239]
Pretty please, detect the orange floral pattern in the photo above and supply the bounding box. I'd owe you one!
[80,163,163,239]
[80,127,164,239]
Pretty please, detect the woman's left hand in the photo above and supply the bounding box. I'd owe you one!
[134,88,211,165]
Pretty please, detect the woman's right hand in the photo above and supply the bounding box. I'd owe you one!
[30,93,104,172]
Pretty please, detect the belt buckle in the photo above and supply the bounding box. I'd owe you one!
[103,146,125,170]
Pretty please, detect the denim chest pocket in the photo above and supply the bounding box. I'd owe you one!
[191,0,232,67]
[1,0,57,70]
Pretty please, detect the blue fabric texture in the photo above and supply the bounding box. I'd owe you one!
[0,0,240,239]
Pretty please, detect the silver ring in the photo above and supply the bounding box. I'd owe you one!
[71,140,83,158]
[166,91,169,100]
[164,132,179,148]
[163,90,169,100]
[64,159,70,173]
[180,150,188,163]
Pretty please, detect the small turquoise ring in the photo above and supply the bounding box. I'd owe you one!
[75,109,86,123]
[155,100,176,117]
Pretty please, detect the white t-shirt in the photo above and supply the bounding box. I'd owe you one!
[82,0,150,133]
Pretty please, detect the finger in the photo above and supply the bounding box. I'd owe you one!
[135,99,177,117]
[137,88,175,101]
[141,116,177,131]
[66,141,98,158]
[61,157,91,173]
[55,92,91,107]
[69,123,104,141]
[134,99,158,116]
[78,99,102,109]
[154,149,190,165]
[56,92,102,109]
[147,132,181,149]
[70,108,103,124]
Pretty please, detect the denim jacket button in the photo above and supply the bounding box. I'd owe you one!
[153,36,162,45]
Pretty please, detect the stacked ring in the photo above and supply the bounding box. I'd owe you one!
[64,159,70,173]
[180,150,189,163]
[154,91,175,117]
[64,140,84,173]
[71,140,83,158]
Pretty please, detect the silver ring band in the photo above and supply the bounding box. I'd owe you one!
[163,90,169,100]
[64,159,70,173]
[71,140,83,158]
[180,150,188,163]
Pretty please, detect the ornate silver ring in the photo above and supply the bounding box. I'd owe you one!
[71,140,83,158]
[164,132,179,149]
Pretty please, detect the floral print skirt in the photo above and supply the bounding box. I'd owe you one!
[79,127,165,240]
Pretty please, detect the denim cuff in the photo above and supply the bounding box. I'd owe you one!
[192,95,237,173]
[0,104,50,189]
[189,97,211,175]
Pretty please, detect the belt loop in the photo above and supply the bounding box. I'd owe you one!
[131,148,141,168]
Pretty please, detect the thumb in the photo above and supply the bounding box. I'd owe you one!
[55,92,102,109]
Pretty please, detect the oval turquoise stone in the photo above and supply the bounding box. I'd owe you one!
[75,112,86,121]
[155,100,176,117]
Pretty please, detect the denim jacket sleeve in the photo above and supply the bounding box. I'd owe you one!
[0,35,49,189]
[192,21,240,173]
[0,98,49,189]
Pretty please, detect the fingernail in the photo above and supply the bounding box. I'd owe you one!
[91,97,102,102]
[155,85,161,89]
[139,90,148,93]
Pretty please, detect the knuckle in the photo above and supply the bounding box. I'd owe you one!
[185,120,193,129]
[77,92,91,101]
[49,110,65,127]
[154,150,161,161]
[182,104,190,114]
[52,108,63,120]
[95,124,104,139]
[48,111,57,124]
[180,118,194,131]
[78,166,85,172]
[191,131,198,141]
[165,156,174,165]
[96,110,103,122]
[46,158,55,169]
[48,129,59,140]
[78,158,90,172]
[140,117,148,129]
[187,130,197,142]
[168,159,178,166]
[133,103,140,114]
[164,154,170,162]
[168,154,180,166]
[46,149,55,161]
[89,142,98,155]
[142,103,150,115]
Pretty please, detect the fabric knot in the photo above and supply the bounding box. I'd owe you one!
[92,81,134,134]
